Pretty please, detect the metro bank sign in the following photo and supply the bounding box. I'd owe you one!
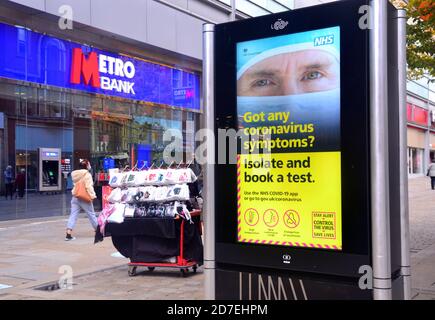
[0,22,200,110]
[70,48,136,95]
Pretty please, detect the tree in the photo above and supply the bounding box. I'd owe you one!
[406,0,435,82]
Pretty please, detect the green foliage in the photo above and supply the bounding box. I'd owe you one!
[406,0,435,82]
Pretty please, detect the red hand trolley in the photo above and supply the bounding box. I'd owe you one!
[125,210,202,277]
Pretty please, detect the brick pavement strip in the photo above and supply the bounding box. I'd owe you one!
[0,177,434,300]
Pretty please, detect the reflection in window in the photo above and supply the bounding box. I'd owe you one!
[17,27,27,57]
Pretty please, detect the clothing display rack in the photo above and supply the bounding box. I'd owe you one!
[96,160,203,277]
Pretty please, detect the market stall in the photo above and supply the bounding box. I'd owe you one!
[95,164,203,276]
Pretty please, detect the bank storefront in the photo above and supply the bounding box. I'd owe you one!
[0,21,200,219]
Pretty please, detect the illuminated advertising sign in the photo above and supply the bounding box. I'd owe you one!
[0,22,200,111]
[173,87,194,106]
[70,48,136,94]
[214,0,371,277]
[44,152,59,157]
[103,158,115,170]
[236,27,342,250]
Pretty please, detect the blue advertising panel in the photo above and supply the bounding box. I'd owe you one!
[136,144,152,168]
[103,158,115,170]
[0,22,200,111]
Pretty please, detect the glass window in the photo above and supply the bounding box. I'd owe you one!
[407,79,429,100]
[17,28,27,57]
[102,98,132,115]
[275,0,294,9]
[250,0,289,12]
[0,76,199,219]
[265,0,290,12]
[408,147,424,175]
[237,0,270,16]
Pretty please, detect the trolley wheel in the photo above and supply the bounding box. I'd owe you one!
[180,269,188,277]
[128,266,137,277]
[148,267,155,272]
[193,265,198,273]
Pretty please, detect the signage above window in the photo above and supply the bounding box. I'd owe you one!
[44,152,59,157]
[0,22,200,111]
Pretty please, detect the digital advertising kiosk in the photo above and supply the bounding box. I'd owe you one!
[203,0,410,300]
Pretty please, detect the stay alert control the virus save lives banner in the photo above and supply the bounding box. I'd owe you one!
[236,26,342,250]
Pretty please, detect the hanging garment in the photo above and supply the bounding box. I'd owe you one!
[165,184,190,201]
[138,186,156,202]
[133,170,149,186]
[109,172,126,188]
[125,171,139,187]
[175,168,197,184]
[107,203,126,224]
[164,169,177,184]
[154,186,169,202]
[97,203,117,236]
[147,169,165,185]
[124,204,136,218]
[107,188,122,203]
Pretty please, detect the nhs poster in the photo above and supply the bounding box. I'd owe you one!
[236,27,342,250]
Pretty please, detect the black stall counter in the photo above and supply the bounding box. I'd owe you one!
[104,215,203,265]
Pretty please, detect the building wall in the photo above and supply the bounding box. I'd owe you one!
[294,0,337,8]
[0,0,330,62]
[407,76,435,176]
[3,0,435,179]
[2,0,242,62]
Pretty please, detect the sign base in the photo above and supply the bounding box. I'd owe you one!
[216,268,372,300]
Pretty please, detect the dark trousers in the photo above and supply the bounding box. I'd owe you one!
[18,186,25,198]
[431,177,435,190]
[5,183,14,199]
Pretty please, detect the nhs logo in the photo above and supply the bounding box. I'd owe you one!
[314,35,334,46]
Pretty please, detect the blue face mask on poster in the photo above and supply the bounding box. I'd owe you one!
[237,88,340,127]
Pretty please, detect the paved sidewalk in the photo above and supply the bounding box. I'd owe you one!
[408,177,435,300]
[0,176,433,300]
[0,215,203,300]
[0,216,122,299]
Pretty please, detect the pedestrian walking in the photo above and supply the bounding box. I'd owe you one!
[65,160,98,241]
[15,168,26,199]
[427,160,435,190]
[3,165,15,200]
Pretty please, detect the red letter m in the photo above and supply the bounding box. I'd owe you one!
[70,48,100,87]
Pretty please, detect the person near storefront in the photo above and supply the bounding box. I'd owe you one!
[3,165,15,200]
[427,159,435,190]
[65,160,98,241]
[15,168,26,199]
